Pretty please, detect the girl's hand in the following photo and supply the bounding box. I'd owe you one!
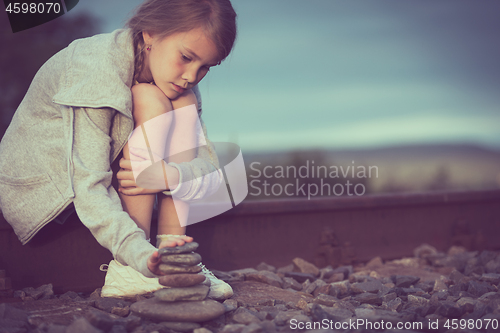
[117,157,165,195]
[147,235,194,275]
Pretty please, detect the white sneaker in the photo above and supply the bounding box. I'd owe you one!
[100,260,164,298]
[198,263,233,301]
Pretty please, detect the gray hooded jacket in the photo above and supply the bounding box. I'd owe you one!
[0,29,222,277]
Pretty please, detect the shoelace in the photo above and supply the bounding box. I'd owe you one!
[198,264,217,279]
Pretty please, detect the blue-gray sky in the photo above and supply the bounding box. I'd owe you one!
[67,0,500,152]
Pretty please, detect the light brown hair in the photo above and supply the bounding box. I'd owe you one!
[126,0,237,82]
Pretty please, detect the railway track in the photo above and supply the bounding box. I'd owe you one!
[1,189,499,293]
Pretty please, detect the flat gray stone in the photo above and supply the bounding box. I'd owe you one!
[159,264,202,274]
[154,285,209,302]
[161,253,202,266]
[131,298,225,322]
[159,273,205,287]
[158,242,199,255]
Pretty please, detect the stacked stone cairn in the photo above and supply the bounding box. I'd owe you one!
[130,242,225,329]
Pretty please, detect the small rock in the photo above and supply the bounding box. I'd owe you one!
[313,304,354,322]
[415,282,433,293]
[386,297,403,312]
[86,308,114,332]
[313,294,337,307]
[59,291,80,300]
[154,285,209,302]
[232,310,260,324]
[223,299,238,312]
[457,297,476,307]
[485,257,500,273]
[393,275,420,288]
[22,286,44,300]
[330,280,350,298]
[326,273,345,283]
[220,324,246,333]
[480,273,500,285]
[433,275,449,292]
[158,264,202,274]
[65,317,101,333]
[131,298,225,322]
[365,256,383,268]
[435,302,462,318]
[95,298,131,313]
[161,253,202,266]
[382,292,397,303]
[413,243,438,258]
[276,264,294,275]
[284,271,316,283]
[351,280,383,294]
[282,277,302,291]
[161,322,201,332]
[292,258,319,276]
[256,262,276,273]
[467,280,492,297]
[194,328,213,333]
[448,245,467,256]
[159,273,205,287]
[111,306,130,317]
[158,241,199,255]
[295,298,309,310]
[355,308,376,318]
[242,322,263,333]
[246,271,283,288]
[89,288,101,300]
[303,280,321,295]
[407,295,429,307]
[273,310,303,326]
[478,291,500,301]
[229,268,259,280]
[114,315,141,332]
[256,299,275,306]
[354,292,383,305]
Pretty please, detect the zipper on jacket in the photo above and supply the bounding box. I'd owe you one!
[66,106,75,198]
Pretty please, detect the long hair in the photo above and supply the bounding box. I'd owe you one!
[126,0,237,82]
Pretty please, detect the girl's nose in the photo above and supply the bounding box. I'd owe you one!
[183,68,198,85]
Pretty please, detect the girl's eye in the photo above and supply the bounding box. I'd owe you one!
[181,54,191,62]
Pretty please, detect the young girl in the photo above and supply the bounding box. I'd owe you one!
[0,0,236,300]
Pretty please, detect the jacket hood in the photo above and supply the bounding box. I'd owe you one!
[52,29,135,119]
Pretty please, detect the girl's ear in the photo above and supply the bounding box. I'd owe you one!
[142,31,154,45]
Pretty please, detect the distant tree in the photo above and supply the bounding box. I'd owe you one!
[0,12,101,139]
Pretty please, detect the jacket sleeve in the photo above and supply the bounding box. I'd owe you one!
[68,106,157,278]
[162,86,223,201]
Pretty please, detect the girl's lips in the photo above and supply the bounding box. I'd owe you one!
[172,83,186,93]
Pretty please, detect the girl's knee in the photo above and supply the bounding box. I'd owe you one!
[131,83,173,123]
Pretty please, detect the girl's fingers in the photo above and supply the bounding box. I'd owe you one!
[119,158,131,170]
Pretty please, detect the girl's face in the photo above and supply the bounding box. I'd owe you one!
[141,28,219,100]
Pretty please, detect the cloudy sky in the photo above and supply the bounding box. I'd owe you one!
[66,0,500,153]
